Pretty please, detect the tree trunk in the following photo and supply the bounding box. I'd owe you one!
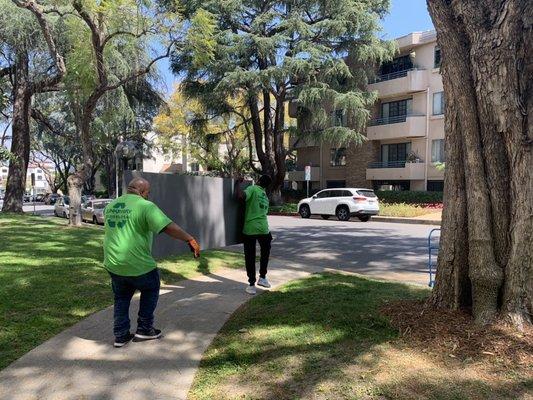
[2,50,31,213]
[427,0,532,326]
[68,108,94,226]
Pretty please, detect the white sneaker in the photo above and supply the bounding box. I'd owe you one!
[257,277,271,288]
[245,285,256,295]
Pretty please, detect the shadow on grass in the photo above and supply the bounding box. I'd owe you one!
[190,273,530,400]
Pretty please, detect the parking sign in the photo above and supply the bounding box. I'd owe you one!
[304,165,311,181]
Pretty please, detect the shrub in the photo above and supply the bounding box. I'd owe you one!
[376,190,443,205]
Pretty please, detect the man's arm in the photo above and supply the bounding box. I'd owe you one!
[162,222,200,258]
[162,222,194,241]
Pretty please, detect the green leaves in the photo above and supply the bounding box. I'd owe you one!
[187,9,217,70]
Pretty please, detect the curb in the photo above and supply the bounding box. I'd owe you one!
[268,212,441,226]
[372,216,441,226]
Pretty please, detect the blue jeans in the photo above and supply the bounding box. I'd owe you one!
[109,268,160,338]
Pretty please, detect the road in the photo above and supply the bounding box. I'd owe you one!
[4,203,438,286]
[0,201,56,216]
[265,215,439,286]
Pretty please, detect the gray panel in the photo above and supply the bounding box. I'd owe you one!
[124,171,245,258]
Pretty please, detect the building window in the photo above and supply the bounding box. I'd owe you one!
[190,162,200,172]
[326,180,346,189]
[37,169,42,173]
[431,139,445,163]
[2,168,7,173]
[379,54,414,75]
[434,46,441,68]
[381,142,411,164]
[381,98,413,120]
[330,148,346,166]
[427,180,444,192]
[37,175,43,180]
[433,92,445,115]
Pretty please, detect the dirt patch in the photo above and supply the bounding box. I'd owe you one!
[380,300,533,374]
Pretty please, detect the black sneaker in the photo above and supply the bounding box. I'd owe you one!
[134,328,162,341]
[114,333,134,348]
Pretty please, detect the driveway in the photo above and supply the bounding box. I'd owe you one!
[264,215,439,286]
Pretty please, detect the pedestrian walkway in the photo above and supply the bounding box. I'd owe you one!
[0,257,425,400]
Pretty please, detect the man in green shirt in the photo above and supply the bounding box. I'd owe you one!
[235,175,273,295]
[104,177,200,347]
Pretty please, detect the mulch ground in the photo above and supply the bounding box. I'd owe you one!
[380,300,533,372]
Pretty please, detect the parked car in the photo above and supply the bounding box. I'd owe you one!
[35,193,45,202]
[297,188,379,222]
[44,193,61,205]
[81,199,112,224]
[54,196,70,218]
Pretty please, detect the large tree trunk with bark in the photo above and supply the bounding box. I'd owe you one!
[427,0,532,326]
[2,50,31,213]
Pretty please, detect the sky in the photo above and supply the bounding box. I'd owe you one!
[156,0,435,96]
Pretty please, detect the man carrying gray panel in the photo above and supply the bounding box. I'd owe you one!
[235,175,273,295]
[104,177,201,348]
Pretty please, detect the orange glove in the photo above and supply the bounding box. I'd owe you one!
[188,238,201,258]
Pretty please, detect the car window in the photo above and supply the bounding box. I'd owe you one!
[93,202,108,209]
[63,197,70,205]
[328,190,343,198]
[356,190,377,198]
[316,190,330,199]
[342,190,353,197]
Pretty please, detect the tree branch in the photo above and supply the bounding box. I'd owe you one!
[12,0,66,92]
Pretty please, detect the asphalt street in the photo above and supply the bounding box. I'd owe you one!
[264,215,439,286]
[6,204,439,285]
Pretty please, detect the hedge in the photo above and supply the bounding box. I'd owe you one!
[375,190,443,204]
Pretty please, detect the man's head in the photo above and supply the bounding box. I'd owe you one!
[257,174,272,189]
[127,177,151,199]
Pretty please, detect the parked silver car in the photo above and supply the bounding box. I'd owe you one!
[54,196,70,218]
[81,199,112,225]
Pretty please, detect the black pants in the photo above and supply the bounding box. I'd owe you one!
[243,233,272,285]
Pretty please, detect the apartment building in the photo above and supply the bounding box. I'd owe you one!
[288,30,445,192]
[0,162,53,196]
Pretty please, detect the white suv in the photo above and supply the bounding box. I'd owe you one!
[297,188,379,221]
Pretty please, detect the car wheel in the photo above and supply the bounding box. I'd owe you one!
[299,204,311,219]
[358,215,371,222]
[321,215,330,220]
[336,206,350,221]
[93,216,98,225]
[63,211,67,218]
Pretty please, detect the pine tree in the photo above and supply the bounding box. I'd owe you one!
[172,0,395,199]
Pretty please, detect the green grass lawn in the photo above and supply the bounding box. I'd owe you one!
[378,203,438,218]
[0,213,244,370]
[189,273,528,400]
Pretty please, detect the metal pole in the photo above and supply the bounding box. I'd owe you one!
[32,186,36,215]
[115,154,119,199]
[307,180,309,198]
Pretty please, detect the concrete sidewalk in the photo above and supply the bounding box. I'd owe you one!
[0,260,319,400]
[0,256,426,400]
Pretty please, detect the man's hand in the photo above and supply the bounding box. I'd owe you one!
[188,238,201,258]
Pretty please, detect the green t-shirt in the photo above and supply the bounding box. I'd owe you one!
[243,185,270,235]
[103,194,172,276]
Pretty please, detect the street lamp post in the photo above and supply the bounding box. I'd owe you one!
[114,140,138,198]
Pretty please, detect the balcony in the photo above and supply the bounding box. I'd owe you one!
[367,114,426,141]
[286,166,321,182]
[366,161,425,180]
[368,68,428,98]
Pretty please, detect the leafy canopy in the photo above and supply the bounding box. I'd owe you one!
[174,0,395,144]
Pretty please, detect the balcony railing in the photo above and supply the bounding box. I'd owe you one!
[367,160,425,169]
[368,113,425,127]
[368,161,407,169]
[369,68,423,84]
